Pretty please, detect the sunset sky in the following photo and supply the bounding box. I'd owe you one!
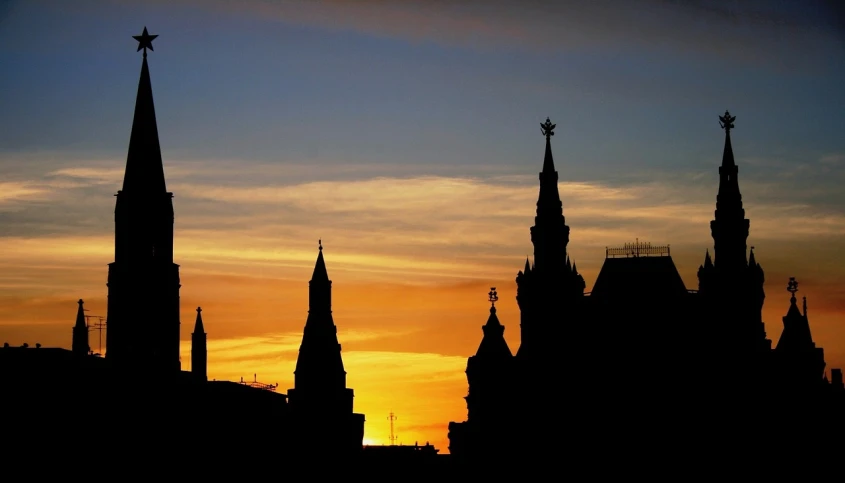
[1,0,844,451]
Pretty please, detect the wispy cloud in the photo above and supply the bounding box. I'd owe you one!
[150,0,843,72]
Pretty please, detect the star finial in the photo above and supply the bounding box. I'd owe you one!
[541,117,556,140]
[318,239,322,251]
[133,27,158,57]
[719,110,736,133]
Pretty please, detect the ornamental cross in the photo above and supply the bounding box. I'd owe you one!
[488,287,498,305]
[197,306,202,314]
[719,110,736,133]
[541,117,556,140]
[133,26,158,57]
[787,277,799,295]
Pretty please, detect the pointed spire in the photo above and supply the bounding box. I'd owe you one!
[476,287,512,359]
[311,239,329,282]
[719,110,736,168]
[536,117,563,217]
[75,299,86,329]
[122,27,167,194]
[704,249,713,268]
[566,254,571,271]
[572,262,578,275]
[748,246,756,266]
[776,277,816,351]
[524,257,531,273]
[193,306,205,334]
[541,117,557,174]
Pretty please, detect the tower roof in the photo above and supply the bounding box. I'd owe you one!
[193,306,205,334]
[776,278,816,352]
[75,299,86,329]
[537,117,563,216]
[475,288,513,360]
[311,239,329,282]
[122,27,167,194]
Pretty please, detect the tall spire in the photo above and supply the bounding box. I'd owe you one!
[294,240,347,391]
[193,306,205,334]
[191,306,207,381]
[122,27,166,194]
[72,299,89,356]
[710,110,749,270]
[536,117,563,218]
[312,239,329,282]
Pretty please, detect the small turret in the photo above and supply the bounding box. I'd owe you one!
[191,306,207,382]
[72,299,89,356]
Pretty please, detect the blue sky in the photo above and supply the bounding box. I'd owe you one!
[2,0,843,182]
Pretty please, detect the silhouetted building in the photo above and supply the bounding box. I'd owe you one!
[448,113,845,468]
[105,29,181,374]
[191,306,207,382]
[287,241,366,455]
[0,28,375,466]
[72,299,89,356]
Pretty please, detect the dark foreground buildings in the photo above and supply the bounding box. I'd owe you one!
[448,115,845,471]
[0,29,376,468]
[2,28,844,473]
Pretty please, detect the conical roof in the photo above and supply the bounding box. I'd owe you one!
[122,37,167,194]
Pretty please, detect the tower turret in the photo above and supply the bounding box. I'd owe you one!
[191,307,207,382]
[775,278,826,387]
[105,27,182,373]
[289,241,350,409]
[710,110,750,272]
[72,299,89,356]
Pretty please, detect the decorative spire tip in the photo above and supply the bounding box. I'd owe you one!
[719,110,735,133]
[197,306,202,313]
[787,277,799,297]
[488,286,498,306]
[133,26,158,57]
[318,239,323,251]
[541,117,556,139]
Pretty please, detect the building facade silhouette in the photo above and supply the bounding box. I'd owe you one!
[447,113,845,468]
[0,28,369,465]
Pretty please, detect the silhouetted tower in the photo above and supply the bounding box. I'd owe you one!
[191,307,207,382]
[72,299,90,356]
[775,278,826,389]
[516,118,585,359]
[710,110,749,272]
[289,240,352,412]
[105,27,182,373]
[700,111,768,356]
[466,287,514,423]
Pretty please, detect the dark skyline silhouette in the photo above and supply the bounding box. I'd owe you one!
[2,23,844,471]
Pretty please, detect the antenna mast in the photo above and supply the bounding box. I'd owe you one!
[388,411,398,446]
[84,311,106,356]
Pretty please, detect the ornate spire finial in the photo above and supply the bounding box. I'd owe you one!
[719,110,736,133]
[133,26,158,57]
[78,299,84,305]
[541,117,556,140]
[787,277,799,300]
[197,306,202,313]
[318,239,322,251]
[488,287,498,306]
